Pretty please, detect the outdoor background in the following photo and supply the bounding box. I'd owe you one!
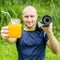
[0,0,60,60]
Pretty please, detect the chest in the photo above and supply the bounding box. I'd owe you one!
[19,30,45,46]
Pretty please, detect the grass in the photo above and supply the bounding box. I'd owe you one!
[45,47,60,60]
[0,39,18,60]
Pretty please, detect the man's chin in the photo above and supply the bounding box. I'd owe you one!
[26,26,33,29]
[25,25,35,29]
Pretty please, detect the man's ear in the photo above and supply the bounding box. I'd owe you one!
[36,14,38,20]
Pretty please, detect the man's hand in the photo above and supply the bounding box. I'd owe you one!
[1,26,17,43]
[1,26,9,39]
[41,23,52,33]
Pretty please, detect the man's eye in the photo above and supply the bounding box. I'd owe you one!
[25,16,29,18]
[31,15,34,17]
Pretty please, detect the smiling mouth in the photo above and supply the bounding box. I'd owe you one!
[25,23,36,29]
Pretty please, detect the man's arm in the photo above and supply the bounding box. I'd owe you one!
[46,31,60,54]
[41,23,60,54]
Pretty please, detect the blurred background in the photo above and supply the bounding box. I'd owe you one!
[0,0,60,60]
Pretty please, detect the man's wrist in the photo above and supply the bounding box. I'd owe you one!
[46,31,54,36]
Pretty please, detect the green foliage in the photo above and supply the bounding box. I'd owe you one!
[0,39,18,60]
[45,47,60,60]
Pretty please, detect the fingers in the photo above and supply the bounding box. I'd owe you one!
[1,30,8,34]
[1,34,9,37]
[50,22,52,25]
[1,32,9,39]
[1,26,8,30]
[41,22,52,28]
[1,33,9,39]
[41,27,46,31]
[50,22,52,26]
[1,26,9,39]
[1,26,9,34]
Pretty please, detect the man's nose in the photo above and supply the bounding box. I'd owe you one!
[28,17,31,21]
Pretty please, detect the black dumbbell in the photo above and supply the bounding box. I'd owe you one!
[36,15,52,30]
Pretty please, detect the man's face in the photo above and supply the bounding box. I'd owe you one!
[22,8,38,28]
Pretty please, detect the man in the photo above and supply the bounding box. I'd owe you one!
[1,6,59,60]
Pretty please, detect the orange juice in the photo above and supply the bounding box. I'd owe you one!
[8,24,22,38]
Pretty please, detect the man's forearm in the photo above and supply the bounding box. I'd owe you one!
[47,31,60,54]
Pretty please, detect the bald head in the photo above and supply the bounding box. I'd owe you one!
[22,6,37,15]
[22,6,38,28]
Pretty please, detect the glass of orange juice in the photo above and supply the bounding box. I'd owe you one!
[8,18,22,38]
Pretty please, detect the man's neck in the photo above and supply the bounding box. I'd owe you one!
[24,25,36,31]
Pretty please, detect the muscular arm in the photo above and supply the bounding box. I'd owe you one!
[41,23,60,54]
[46,31,60,54]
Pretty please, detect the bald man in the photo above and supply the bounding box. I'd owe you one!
[1,6,59,60]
